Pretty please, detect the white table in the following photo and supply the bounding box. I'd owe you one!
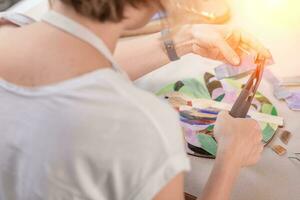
[136,0,300,199]
[13,0,300,199]
[136,55,300,200]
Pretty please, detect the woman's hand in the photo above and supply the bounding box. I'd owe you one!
[213,111,264,167]
[174,24,272,65]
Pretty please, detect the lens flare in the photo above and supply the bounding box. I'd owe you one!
[264,0,285,8]
[232,0,300,30]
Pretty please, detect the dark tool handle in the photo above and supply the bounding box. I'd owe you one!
[229,88,254,118]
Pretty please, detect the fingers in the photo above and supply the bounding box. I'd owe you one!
[226,27,241,51]
[225,26,272,60]
[214,111,231,141]
[246,143,264,166]
[216,111,232,124]
[190,25,272,65]
[214,37,240,65]
[240,30,272,58]
[244,120,263,166]
[191,43,210,58]
[217,110,230,118]
[243,118,263,141]
[215,111,265,167]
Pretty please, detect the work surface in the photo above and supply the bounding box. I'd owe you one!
[136,56,300,200]
[135,1,300,199]
[18,0,300,199]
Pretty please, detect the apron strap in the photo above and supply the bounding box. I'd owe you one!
[0,12,35,27]
[41,11,128,78]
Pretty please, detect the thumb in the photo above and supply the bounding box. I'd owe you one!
[214,38,240,65]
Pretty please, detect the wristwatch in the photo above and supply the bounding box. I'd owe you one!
[161,28,180,61]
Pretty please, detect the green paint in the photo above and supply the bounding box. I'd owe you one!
[215,94,225,102]
[207,125,214,132]
[259,122,267,130]
[197,134,217,156]
[261,104,278,116]
[262,104,272,114]
[156,83,175,96]
[271,107,278,116]
[262,124,275,142]
[182,79,211,99]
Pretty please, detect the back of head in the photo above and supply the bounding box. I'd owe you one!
[59,0,156,22]
[57,0,202,27]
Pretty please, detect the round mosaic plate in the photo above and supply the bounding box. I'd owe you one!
[157,72,279,158]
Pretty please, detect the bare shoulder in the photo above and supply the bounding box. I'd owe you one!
[0,22,114,87]
[0,24,43,83]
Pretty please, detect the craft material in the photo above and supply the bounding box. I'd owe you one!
[279,129,292,145]
[264,69,300,111]
[272,145,287,156]
[279,76,300,86]
[180,101,283,126]
[285,93,300,111]
[214,53,274,80]
[263,69,292,99]
[273,86,292,100]
[204,73,225,101]
[157,72,281,157]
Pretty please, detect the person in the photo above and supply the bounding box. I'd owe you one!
[0,0,19,11]
[0,0,269,199]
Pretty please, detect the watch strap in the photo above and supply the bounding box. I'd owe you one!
[161,29,180,61]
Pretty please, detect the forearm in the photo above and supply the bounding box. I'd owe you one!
[197,155,241,200]
[114,32,191,80]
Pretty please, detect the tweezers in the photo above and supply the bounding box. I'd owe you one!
[230,54,266,118]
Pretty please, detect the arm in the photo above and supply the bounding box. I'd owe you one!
[114,32,190,80]
[154,158,240,200]
[154,112,263,200]
[196,154,240,200]
[115,24,271,80]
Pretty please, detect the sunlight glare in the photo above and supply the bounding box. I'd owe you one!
[235,0,300,30]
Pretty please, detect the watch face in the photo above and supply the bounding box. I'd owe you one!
[0,0,20,11]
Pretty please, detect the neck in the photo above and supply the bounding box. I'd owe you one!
[51,1,124,53]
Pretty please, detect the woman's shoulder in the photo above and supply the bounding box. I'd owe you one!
[63,69,184,153]
[98,70,183,147]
